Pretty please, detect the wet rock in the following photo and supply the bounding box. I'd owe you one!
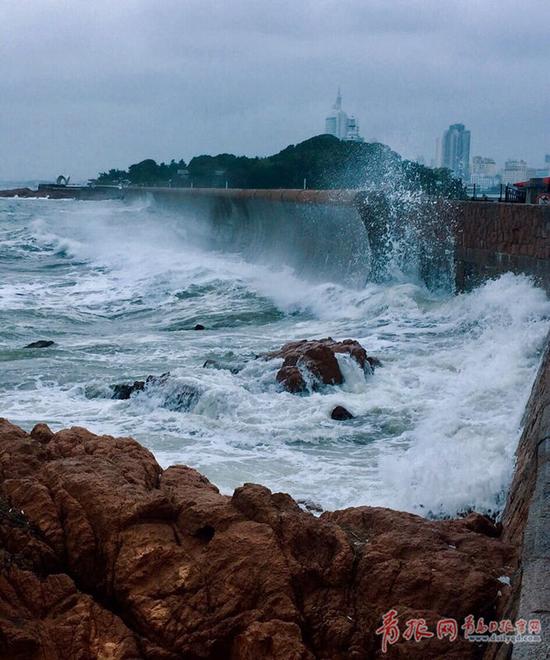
[110,372,169,400]
[264,338,376,393]
[158,381,201,412]
[30,423,55,443]
[297,498,323,513]
[110,373,200,412]
[331,405,354,421]
[194,323,206,330]
[24,340,55,349]
[146,372,170,387]
[111,379,146,399]
[367,355,383,370]
[0,418,515,659]
[276,365,308,393]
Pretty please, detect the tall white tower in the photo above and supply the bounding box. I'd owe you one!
[325,89,364,141]
[325,88,349,140]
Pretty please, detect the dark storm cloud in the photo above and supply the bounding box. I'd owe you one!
[0,0,548,179]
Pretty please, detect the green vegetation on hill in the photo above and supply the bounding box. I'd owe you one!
[96,135,465,198]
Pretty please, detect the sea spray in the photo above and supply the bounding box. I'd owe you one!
[0,197,548,518]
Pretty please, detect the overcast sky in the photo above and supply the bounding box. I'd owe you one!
[1,0,549,181]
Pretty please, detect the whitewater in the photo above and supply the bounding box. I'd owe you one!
[0,194,548,517]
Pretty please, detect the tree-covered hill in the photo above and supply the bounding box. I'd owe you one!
[96,135,464,198]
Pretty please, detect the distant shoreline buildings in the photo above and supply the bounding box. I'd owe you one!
[322,98,548,190]
[430,123,549,190]
[324,89,364,143]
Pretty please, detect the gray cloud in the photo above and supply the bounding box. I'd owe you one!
[0,0,548,180]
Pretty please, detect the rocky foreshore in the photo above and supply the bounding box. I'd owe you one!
[0,187,75,199]
[0,418,517,659]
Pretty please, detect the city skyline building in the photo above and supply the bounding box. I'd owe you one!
[324,89,364,142]
[502,159,529,185]
[432,137,441,169]
[441,123,471,181]
[470,156,499,190]
[431,120,549,185]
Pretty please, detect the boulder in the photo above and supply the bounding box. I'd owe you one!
[0,418,516,659]
[24,340,55,349]
[110,379,145,399]
[194,324,206,330]
[331,405,354,420]
[264,338,376,393]
[111,372,170,399]
[297,498,323,513]
[110,373,201,412]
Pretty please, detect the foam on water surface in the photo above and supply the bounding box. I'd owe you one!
[0,197,548,516]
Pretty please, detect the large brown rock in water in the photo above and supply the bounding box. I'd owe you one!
[0,418,515,659]
[265,337,374,393]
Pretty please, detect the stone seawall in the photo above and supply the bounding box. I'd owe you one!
[78,187,550,294]
[497,335,550,658]
[454,201,550,293]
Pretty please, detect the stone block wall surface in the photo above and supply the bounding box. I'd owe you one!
[501,337,550,658]
[454,202,550,292]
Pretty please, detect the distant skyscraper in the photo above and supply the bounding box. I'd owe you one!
[325,89,364,142]
[441,123,471,181]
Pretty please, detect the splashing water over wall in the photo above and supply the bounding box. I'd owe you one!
[136,180,457,294]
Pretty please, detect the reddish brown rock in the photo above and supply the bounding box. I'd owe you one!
[265,338,374,393]
[0,418,515,659]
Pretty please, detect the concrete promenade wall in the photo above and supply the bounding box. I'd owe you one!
[120,186,359,207]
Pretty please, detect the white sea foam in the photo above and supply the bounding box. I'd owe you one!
[0,198,548,517]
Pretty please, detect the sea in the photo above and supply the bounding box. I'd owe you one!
[1,187,548,517]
